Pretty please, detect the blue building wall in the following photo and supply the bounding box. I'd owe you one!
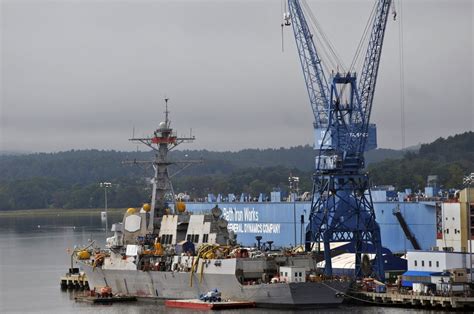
[373,202,437,252]
[185,202,312,248]
[184,201,436,253]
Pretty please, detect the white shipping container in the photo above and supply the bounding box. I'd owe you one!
[412,283,424,293]
[436,283,466,292]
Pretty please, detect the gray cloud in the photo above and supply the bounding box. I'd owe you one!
[1,0,472,153]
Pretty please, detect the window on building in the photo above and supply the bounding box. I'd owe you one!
[414,260,417,267]
[285,272,288,276]
[422,260,425,267]
[446,229,449,234]
[429,261,432,267]
[186,234,200,243]
[203,234,209,243]
[161,234,173,244]
[436,261,439,268]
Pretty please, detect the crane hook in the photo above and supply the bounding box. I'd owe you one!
[283,12,291,26]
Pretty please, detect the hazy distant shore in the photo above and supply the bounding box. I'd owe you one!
[0,208,125,217]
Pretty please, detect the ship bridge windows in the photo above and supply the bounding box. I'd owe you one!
[187,234,200,243]
[161,234,173,244]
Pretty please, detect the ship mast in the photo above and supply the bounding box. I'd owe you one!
[127,98,201,232]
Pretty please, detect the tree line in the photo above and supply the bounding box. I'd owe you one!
[0,131,471,210]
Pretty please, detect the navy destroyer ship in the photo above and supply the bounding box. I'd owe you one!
[74,101,350,308]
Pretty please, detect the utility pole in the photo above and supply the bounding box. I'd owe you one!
[100,182,112,238]
[289,175,299,247]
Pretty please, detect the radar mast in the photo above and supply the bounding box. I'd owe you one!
[127,98,201,232]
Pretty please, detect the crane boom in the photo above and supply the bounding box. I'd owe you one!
[356,0,392,154]
[288,0,330,128]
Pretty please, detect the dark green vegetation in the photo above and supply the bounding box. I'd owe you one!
[0,132,471,210]
[368,132,473,190]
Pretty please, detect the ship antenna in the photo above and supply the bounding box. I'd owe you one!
[164,97,170,128]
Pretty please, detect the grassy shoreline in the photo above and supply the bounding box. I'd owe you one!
[0,207,125,217]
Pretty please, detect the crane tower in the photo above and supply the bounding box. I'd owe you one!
[285,0,392,280]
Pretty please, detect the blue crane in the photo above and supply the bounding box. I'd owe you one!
[286,0,392,280]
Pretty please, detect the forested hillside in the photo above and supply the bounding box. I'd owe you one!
[0,132,471,210]
[368,132,473,189]
[0,145,403,183]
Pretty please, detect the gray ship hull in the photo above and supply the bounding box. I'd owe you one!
[81,263,348,307]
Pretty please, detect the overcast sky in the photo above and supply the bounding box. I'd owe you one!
[1,0,473,153]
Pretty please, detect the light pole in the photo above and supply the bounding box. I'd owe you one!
[289,175,300,247]
[463,173,474,281]
[100,182,112,238]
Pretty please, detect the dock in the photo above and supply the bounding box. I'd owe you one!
[351,291,474,309]
[60,269,88,290]
[165,299,256,310]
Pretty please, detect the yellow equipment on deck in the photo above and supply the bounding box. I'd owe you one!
[77,250,91,260]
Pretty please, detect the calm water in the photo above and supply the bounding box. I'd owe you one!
[0,211,440,313]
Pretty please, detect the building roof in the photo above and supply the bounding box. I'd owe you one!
[402,270,434,277]
[336,242,392,254]
[316,253,375,270]
[317,253,406,272]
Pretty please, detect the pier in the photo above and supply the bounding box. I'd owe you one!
[60,268,89,290]
[351,291,474,309]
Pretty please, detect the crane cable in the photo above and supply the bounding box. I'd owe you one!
[339,1,378,107]
[348,1,378,76]
[397,0,406,151]
[281,0,285,52]
[298,5,337,76]
[301,0,347,73]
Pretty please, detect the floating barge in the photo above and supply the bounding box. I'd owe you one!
[75,295,137,304]
[165,299,256,310]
